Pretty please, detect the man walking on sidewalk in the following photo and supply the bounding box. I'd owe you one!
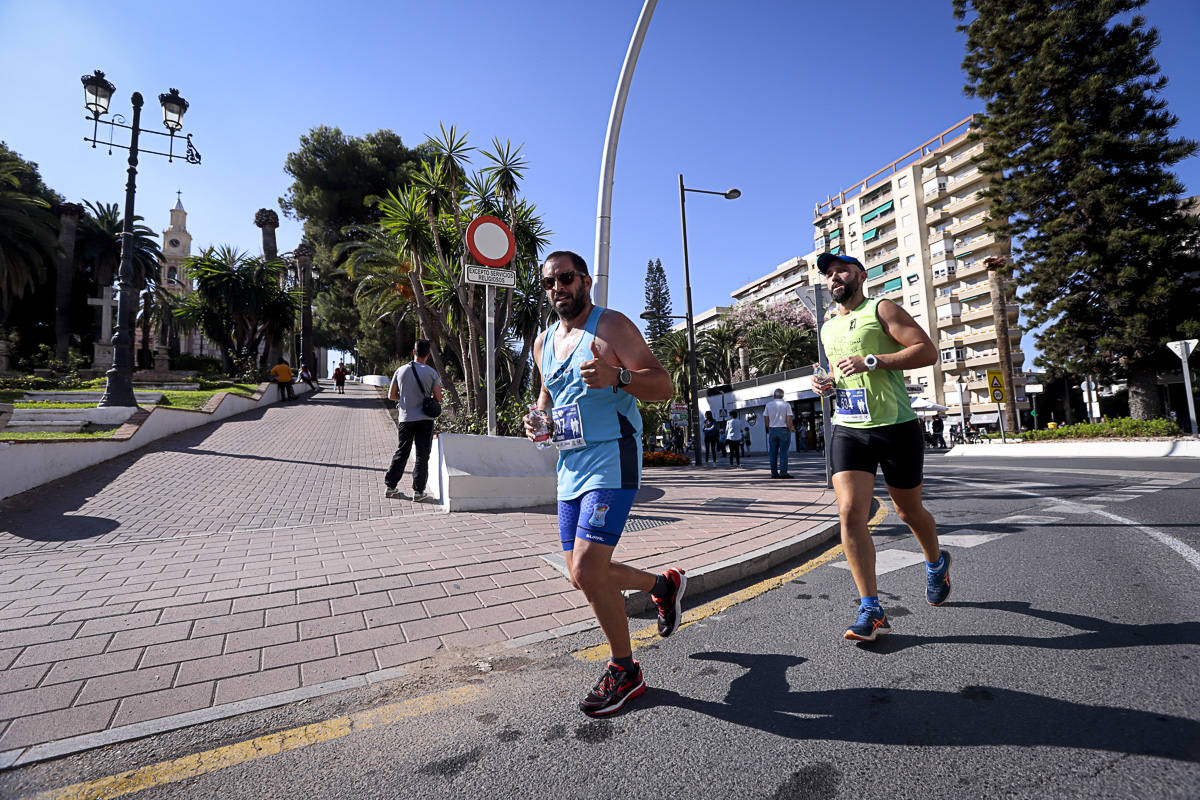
[384,340,442,502]
[524,250,687,717]
[811,252,952,643]
[765,388,795,479]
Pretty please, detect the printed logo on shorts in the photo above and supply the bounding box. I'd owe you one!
[588,503,610,529]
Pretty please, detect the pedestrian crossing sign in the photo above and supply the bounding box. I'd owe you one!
[986,369,1007,403]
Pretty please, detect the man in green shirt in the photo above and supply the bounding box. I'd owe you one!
[811,252,952,642]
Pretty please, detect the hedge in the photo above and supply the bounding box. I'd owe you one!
[1020,417,1182,441]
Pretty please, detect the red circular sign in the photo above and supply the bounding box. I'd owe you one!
[465,216,516,267]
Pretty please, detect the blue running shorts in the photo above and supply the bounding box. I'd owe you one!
[557,488,637,551]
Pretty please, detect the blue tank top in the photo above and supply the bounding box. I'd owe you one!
[541,306,642,500]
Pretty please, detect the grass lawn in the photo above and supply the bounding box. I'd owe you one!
[13,401,96,409]
[154,384,256,409]
[0,426,123,440]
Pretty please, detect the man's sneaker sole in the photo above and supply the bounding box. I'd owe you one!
[580,677,646,717]
[655,569,687,638]
[927,549,952,606]
[844,626,888,642]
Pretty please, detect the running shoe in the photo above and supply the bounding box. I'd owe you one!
[844,605,890,642]
[579,661,646,716]
[385,486,404,499]
[926,549,952,606]
[652,568,688,638]
[412,490,428,503]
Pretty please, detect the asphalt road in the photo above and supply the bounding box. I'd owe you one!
[4,453,1199,800]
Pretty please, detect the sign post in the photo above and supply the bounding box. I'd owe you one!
[1167,339,1199,437]
[794,284,833,488]
[465,216,516,436]
[986,368,1007,443]
[1025,382,1043,430]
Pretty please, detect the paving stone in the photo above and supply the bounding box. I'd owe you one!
[262,637,336,670]
[113,682,215,728]
[231,591,297,613]
[461,604,524,629]
[401,615,466,642]
[176,650,260,686]
[140,636,224,669]
[76,665,175,705]
[264,600,331,627]
[223,623,298,654]
[300,651,378,686]
[297,583,355,603]
[214,666,300,705]
[108,621,193,652]
[43,649,141,686]
[0,681,81,720]
[423,594,482,616]
[441,625,507,650]
[0,701,117,749]
[335,625,403,655]
[329,592,391,616]
[363,603,426,628]
[300,613,367,640]
[191,610,264,639]
[12,633,109,668]
[77,610,162,638]
[158,600,234,623]
[375,638,442,669]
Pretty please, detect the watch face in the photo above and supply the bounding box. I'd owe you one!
[169,238,181,248]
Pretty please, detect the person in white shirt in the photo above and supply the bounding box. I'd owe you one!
[725,409,746,467]
[764,388,796,479]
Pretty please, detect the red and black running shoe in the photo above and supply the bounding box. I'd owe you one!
[579,661,647,717]
[652,568,688,638]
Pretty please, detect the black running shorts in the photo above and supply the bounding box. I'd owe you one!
[830,419,924,490]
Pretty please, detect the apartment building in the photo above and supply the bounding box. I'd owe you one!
[670,305,732,335]
[808,116,1026,424]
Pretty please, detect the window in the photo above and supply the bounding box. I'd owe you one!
[907,274,920,284]
[919,377,929,386]
[867,265,885,280]
[882,277,903,293]
[906,255,916,266]
[909,295,920,306]
[846,204,855,214]
[899,195,909,208]
[898,176,909,188]
[902,214,912,228]
[903,234,914,247]
[848,224,856,237]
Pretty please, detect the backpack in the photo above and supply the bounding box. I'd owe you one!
[407,364,441,418]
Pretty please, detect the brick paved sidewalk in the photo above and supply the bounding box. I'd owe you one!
[0,382,837,766]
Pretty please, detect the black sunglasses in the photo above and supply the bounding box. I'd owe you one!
[541,271,586,290]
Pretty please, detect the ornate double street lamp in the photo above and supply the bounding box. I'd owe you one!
[81,69,201,407]
[677,175,740,466]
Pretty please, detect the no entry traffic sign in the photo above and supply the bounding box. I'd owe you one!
[465,216,515,267]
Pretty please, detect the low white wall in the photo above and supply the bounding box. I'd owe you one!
[0,382,311,501]
[946,439,1200,459]
[427,433,557,512]
[12,407,137,425]
[361,374,391,387]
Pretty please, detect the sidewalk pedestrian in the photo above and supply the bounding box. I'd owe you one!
[523,250,686,717]
[333,363,347,394]
[765,388,795,479]
[725,409,745,467]
[269,358,295,401]
[298,362,318,393]
[702,410,720,464]
[384,340,442,502]
[931,414,946,448]
[812,252,951,643]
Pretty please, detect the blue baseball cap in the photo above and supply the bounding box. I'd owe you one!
[816,252,865,275]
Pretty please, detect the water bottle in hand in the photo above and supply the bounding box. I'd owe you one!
[528,405,552,449]
[813,363,835,397]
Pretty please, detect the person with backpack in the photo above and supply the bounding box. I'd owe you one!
[384,339,442,502]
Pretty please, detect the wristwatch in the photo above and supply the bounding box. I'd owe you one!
[614,367,633,392]
[864,354,879,372]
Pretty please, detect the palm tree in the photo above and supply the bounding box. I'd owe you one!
[0,160,57,325]
[698,320,741,385]
[748,322,817,376]
[74,201,161,290]
[650,329,690,402]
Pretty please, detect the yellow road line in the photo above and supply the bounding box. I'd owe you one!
[26,684,485,800]
[574,500,889,662]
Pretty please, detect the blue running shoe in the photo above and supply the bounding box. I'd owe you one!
[926,549,952,606]
[844,605,890,642]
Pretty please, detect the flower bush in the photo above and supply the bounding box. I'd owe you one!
[1019,417,1182,441]
[643,451,691,467]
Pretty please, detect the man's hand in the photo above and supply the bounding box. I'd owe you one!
[580,341,619,389]
[835,355,868,377]
[811,373,833,395]
[523,409,553,442]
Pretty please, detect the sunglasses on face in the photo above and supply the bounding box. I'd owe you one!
[541,271,585,290]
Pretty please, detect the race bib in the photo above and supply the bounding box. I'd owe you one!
[551,403,586,450]
[834,388,871,423]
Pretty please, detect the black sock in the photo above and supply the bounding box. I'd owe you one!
[612,655,635,671]
[651,573,672,598]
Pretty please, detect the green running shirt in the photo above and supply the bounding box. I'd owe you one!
[819,297,916,429]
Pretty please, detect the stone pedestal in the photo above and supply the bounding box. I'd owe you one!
[154,347,170,373]
[92,343,114,370]
[0,403,12,431]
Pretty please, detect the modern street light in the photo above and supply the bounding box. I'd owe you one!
[957,374,969,439]
[679,175,740,466]
[81,70,201,407]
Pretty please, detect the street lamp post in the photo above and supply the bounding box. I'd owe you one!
[81,70,200,407]
[957,375,969,440]
[678,175,740,467]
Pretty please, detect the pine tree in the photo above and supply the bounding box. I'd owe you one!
[955,0,1200,418]
[643,258,674,343]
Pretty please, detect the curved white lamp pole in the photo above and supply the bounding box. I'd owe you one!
[592,0,657,306]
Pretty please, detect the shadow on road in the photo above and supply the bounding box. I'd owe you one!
[636,650,1200,762]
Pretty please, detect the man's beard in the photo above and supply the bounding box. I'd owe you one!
[831,274,861,304]
[553,287,588,320]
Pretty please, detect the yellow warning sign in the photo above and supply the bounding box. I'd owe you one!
[986,369,1007,403]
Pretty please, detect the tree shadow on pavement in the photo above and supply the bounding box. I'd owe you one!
[637,651,1200,762]
[853,601,1200,655]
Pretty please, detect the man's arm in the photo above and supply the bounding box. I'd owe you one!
[387,369,400,402]
[786,405,795,432]
[524,331,553,441]
[581,311,674,402]
[835,299,937,377]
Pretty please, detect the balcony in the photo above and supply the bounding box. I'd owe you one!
[864,226,898,253]
[965,350,1001,367]
[955,231,1002,251]
[960,304,996,323]
[932,268,958,287]
[926,205,951,226]
[864,245,900,265]
[924,181,950,201]
[949,166,987,190]
[936,311,961,327]
[955,258,990,279]
[947,142,985,166]
[940,356,965,372]
[946,191,987,217]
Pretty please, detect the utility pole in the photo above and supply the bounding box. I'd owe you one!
[986,256,1020,431]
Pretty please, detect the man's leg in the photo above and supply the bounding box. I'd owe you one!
[833,470,880,598]
[779,429,791,475]
[887,483,940,562]
[565,541,654,660]
[384,422,416,490]
[768,430,781,476]
[411,420,435,494]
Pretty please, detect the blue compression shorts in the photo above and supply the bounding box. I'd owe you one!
[557,488,637,551]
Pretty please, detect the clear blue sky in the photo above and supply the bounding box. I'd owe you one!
[3,0,1198,371]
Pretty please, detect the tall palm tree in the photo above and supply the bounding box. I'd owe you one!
[74,201,161,290]
[0,160,57,325]
[748,323,817,376]
[650,329,690,402]
[698,320,741,385]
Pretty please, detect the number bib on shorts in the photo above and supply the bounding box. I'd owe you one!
[551,403,586,450]
[835,388,871,424]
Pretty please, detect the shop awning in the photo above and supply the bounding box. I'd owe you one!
[970,412,999,424]
[861,199,895,223]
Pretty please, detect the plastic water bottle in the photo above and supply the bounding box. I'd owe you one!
[528,405,552,449]
[813,363,834,396]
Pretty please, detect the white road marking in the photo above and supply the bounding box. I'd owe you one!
[995,514,1065,525]
[938,532,1010,547]
[832,548,927,575]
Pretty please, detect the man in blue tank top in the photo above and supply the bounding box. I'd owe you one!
[524,250,687,717]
